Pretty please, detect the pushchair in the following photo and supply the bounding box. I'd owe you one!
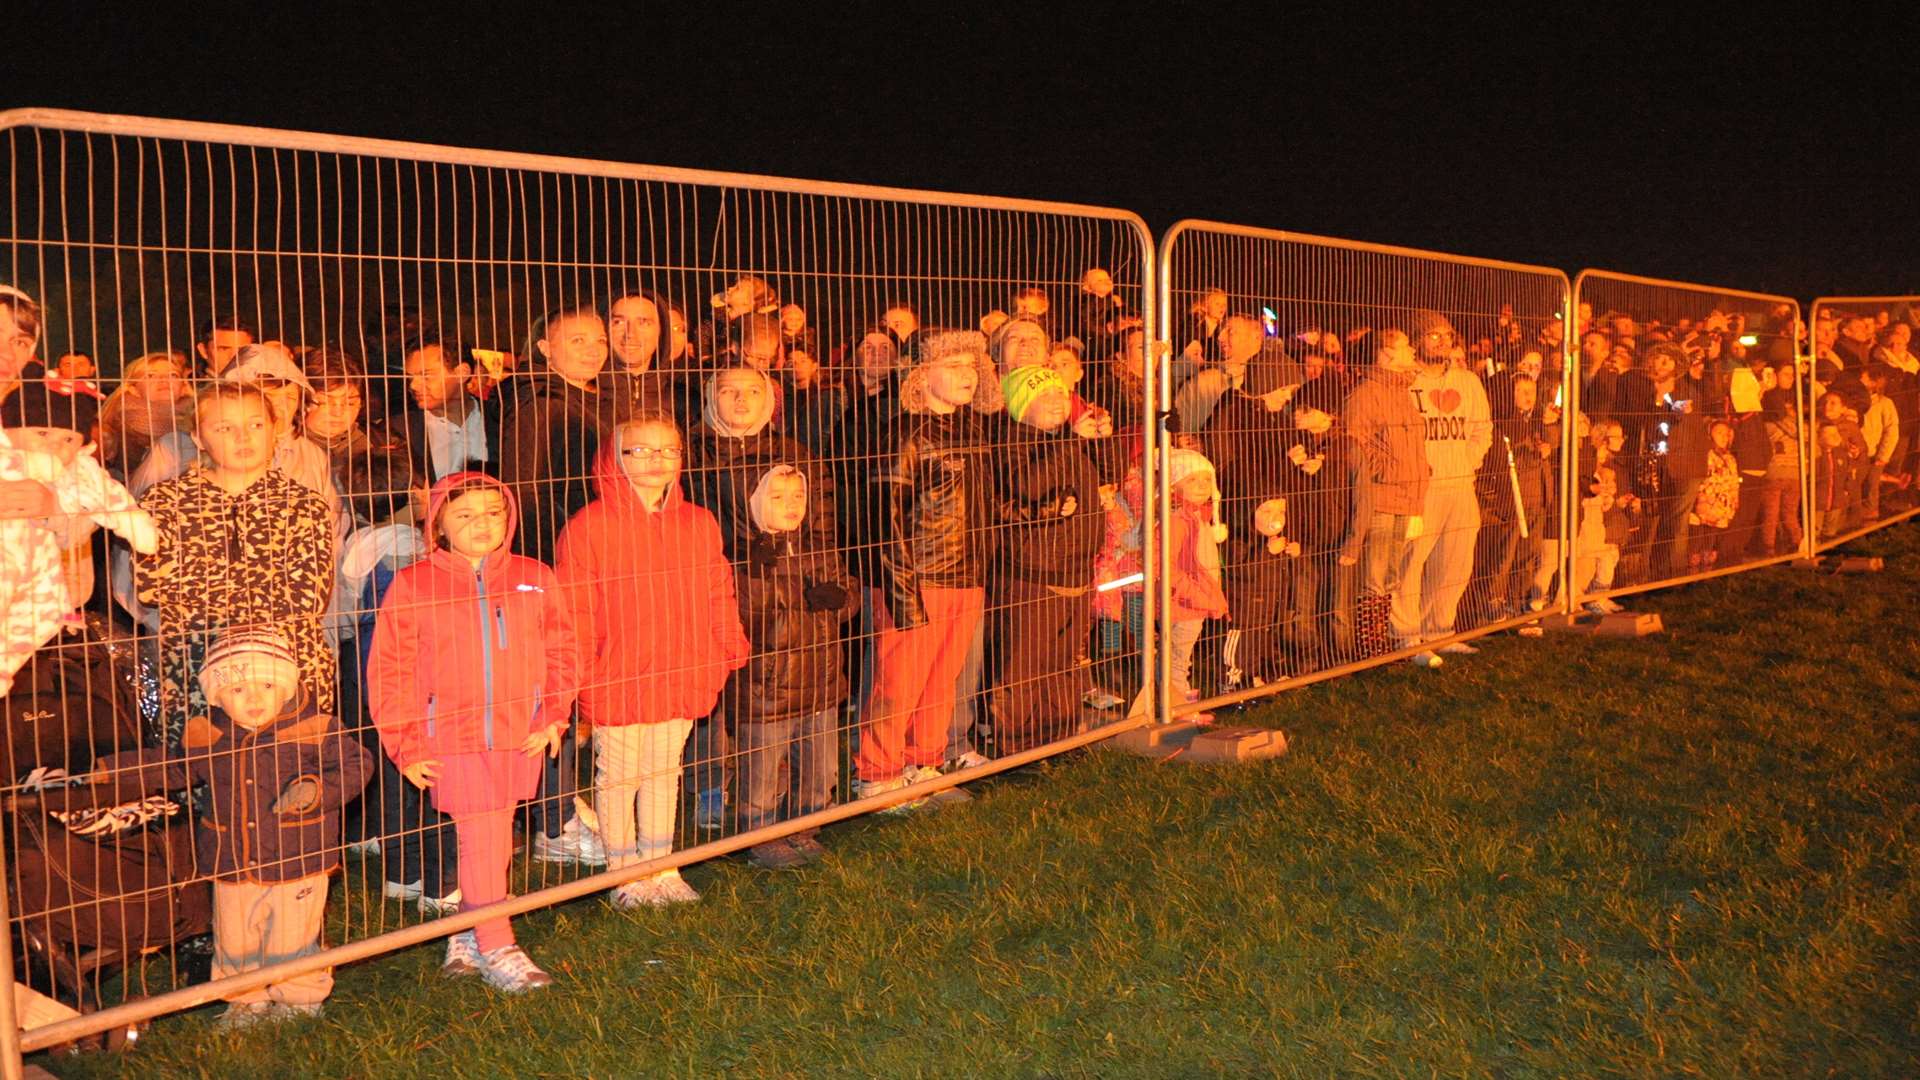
[2,623,212,1046]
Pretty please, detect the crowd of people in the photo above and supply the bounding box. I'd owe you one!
[0,270,1155,1023]
[2,268,1912,1029]
[1160,288,1920,700]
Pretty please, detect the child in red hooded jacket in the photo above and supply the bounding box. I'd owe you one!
[555,413,749,909]
[368,471,580,993]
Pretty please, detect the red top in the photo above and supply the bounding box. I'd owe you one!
[555,441,750,727]
[368,472,580,768]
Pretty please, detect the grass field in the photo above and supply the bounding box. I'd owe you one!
[42,527,1920,1078]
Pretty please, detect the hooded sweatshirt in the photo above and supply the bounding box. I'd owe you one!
[687,367,838,561]
[1342,364,1430,516]
[367,472,580,768]
[726,467,861,724]
[1409,362,1493,487]
[554,438,750,727]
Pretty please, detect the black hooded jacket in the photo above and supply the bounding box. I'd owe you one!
[993,423,1103,586]
[725,523,860,724]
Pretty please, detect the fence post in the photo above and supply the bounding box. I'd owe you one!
[1561,286,1583,619]
[1138,221,1164,728]
[1151,223,1182,727]
[0,833,25,1080]
[1799,330,1817,562]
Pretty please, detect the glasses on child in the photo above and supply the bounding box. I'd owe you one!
[620,445,682,461]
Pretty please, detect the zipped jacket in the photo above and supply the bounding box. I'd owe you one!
[368,472,580,767]
[555,443,750,727]
[876,409,999,627]
[94,702,371,883]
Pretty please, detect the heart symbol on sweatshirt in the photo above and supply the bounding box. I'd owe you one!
[1432,388,1462,414]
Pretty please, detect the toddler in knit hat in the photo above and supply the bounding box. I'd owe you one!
[88,621,371,1028]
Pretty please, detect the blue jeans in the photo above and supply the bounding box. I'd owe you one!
[736,707,840,831]
[946,615,987,763]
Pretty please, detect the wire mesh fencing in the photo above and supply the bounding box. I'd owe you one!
[1805,296,1920,550]
[1568,273,1806,605]
[2,104,1916,1070]
[0,108,1156,1052]
[1154,222,1570,716]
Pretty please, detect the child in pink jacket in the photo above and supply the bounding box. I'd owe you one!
[1130,448,1229,719]
[368,472,580,993]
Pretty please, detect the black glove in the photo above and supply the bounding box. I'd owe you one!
[748,535,780,574]
[803,581,850,612]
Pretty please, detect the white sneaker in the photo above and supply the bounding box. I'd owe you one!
[442,930,481,978]
[1083,686,1125,710]
[855,775,905,799]
[609,870,701,910]
[479,945,554,993]
[947,751,991,772]
[532,817,608,866]
[345,838,382,858]
[382,879,422,902]
[1586,598,1625,615]
[419,888,462,917]
[854,774,925,814]
[1436,641,1479,656]
[1410,651,1445,669]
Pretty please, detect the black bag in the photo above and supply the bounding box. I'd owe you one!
[9,793,213,1007]
[3,623,144,790]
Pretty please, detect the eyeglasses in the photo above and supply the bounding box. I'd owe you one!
[620,446,682,461]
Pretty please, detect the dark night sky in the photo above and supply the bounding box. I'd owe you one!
[6,8,1915,302]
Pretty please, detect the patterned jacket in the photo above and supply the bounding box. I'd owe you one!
[135,468,336,744]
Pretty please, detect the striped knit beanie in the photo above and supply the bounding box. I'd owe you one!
[198,626,301,698]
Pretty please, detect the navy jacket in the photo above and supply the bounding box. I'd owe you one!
[96,703,372,883]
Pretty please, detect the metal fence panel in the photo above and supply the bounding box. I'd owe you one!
[1805,296,1920,551]
[0,108,1156,1057]
[1155,222,1570,717]
[1568,272,1806,607]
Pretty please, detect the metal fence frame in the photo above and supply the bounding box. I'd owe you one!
[4,109,1915,1074]
[1153,221,1573,719]
[1567,270,1809,609]
[0,107,1161,1066]
[1805,295,1920,551]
